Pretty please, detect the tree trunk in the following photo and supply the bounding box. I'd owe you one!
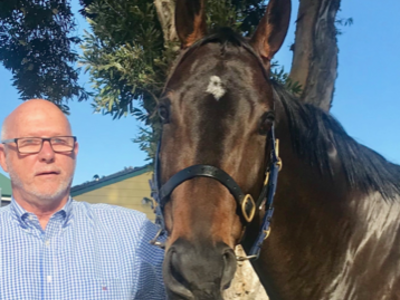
[154,0,179,47]
[289,0,341,111]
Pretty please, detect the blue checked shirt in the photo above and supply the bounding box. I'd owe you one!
[0,198,167,300]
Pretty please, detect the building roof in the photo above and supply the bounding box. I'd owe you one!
[71,165,152,197]
[0,173,11,197]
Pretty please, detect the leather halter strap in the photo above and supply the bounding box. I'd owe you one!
[159,165,243,206]
[159,164,256,225]
[149,125,281,260]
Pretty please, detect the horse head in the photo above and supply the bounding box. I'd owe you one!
[155,0,291,298]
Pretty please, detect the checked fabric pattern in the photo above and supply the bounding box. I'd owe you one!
[0,198,167,300]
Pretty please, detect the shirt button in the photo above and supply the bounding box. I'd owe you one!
[28,215,34,221]
[45,240,50,246]
[47,276,52,283]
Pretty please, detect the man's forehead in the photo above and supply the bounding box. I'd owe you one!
[4,102,72,138]
[13,117,71,136]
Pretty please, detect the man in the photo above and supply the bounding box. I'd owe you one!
[0,99,166,299]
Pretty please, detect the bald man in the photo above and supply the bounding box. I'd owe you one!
[0,99,166,299]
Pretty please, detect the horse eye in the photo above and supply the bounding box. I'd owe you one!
[158,105,170,124]
[259,112,275,135]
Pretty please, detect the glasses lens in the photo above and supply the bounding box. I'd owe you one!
[17,137,43,154]
[50,136,75,153]
[16,137,75,154]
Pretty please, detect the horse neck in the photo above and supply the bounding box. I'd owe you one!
[254,104,400,300]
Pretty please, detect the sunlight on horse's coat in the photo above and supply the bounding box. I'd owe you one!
[325,191,400,300]
[207,76,226,100]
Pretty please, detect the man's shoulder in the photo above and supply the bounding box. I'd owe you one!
[0,204,10,217]
[70,200,160,235]
[71,200,163,249]
[71,200,148,222]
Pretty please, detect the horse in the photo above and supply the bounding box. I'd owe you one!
[150,0,400,299]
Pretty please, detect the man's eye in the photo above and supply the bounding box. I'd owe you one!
[52,138,67,145]
[20,139,40,146]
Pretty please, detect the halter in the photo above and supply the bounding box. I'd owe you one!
[149,125,282,260]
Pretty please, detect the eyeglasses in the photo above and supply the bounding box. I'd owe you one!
[1,136,77,154]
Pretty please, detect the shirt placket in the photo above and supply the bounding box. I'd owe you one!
[42,214,63,300]
[25,213,62,300]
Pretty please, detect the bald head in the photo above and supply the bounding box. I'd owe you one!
[0,98,78,215]
[1,99,72,140]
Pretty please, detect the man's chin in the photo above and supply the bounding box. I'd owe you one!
[31,185,70,202]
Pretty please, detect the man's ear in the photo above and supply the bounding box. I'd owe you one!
[73,142,79,158]
[0,145,9,173]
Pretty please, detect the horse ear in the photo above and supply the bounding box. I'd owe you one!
[250,0,291,66]
[175,0,207,49]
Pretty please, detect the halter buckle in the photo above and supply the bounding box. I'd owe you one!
[241,194,256,223]
[275,139,283,172]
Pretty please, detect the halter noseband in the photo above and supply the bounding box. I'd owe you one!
[149,125,281,260]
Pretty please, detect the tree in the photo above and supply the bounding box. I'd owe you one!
[79,0,269,159]
[0,0,89,112]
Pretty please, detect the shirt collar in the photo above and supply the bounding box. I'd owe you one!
[10,196,74,227]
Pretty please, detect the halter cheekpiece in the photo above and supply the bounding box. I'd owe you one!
[149,124,282,260]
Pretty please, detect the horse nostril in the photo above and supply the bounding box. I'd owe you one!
[164,240,236,299]
[170,251,188,288]
[221,248,237,290]
[163,249,194,300]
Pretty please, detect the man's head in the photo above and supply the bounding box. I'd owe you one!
[0,99,78,207]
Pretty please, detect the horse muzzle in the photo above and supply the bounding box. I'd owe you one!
[163,238,237,300]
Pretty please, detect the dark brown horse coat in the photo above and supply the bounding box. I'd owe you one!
[155,0,400,299]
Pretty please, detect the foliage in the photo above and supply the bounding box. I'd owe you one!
[0,0,88,112]
[335,17,353,35]
[80,0,271,159]
[271,62,302,96]
[80,0,166,123]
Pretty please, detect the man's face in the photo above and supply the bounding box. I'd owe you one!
[0,101,78,204]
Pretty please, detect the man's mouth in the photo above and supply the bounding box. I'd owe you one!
[36,171,60,176]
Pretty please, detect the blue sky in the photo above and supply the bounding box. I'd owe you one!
[1,0,399,186]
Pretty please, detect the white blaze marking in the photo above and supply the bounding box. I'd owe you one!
[206,76,226,100]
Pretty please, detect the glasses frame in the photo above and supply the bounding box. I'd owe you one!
[1,136,77,154]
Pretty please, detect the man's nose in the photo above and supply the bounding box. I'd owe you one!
[38,140,55,162]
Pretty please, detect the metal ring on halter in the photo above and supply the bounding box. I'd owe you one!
[241,194,256,223]
[149,227,165,249]
[236,254,258,261]
[277,157,283,172]
[263,171,270,186]
[264,227,271,240]
[274,139,283,172]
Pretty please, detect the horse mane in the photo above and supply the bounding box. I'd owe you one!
[272,82,400,200]
[172,28,400,200]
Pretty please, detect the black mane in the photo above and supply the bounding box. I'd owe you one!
[273,82,400,200]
